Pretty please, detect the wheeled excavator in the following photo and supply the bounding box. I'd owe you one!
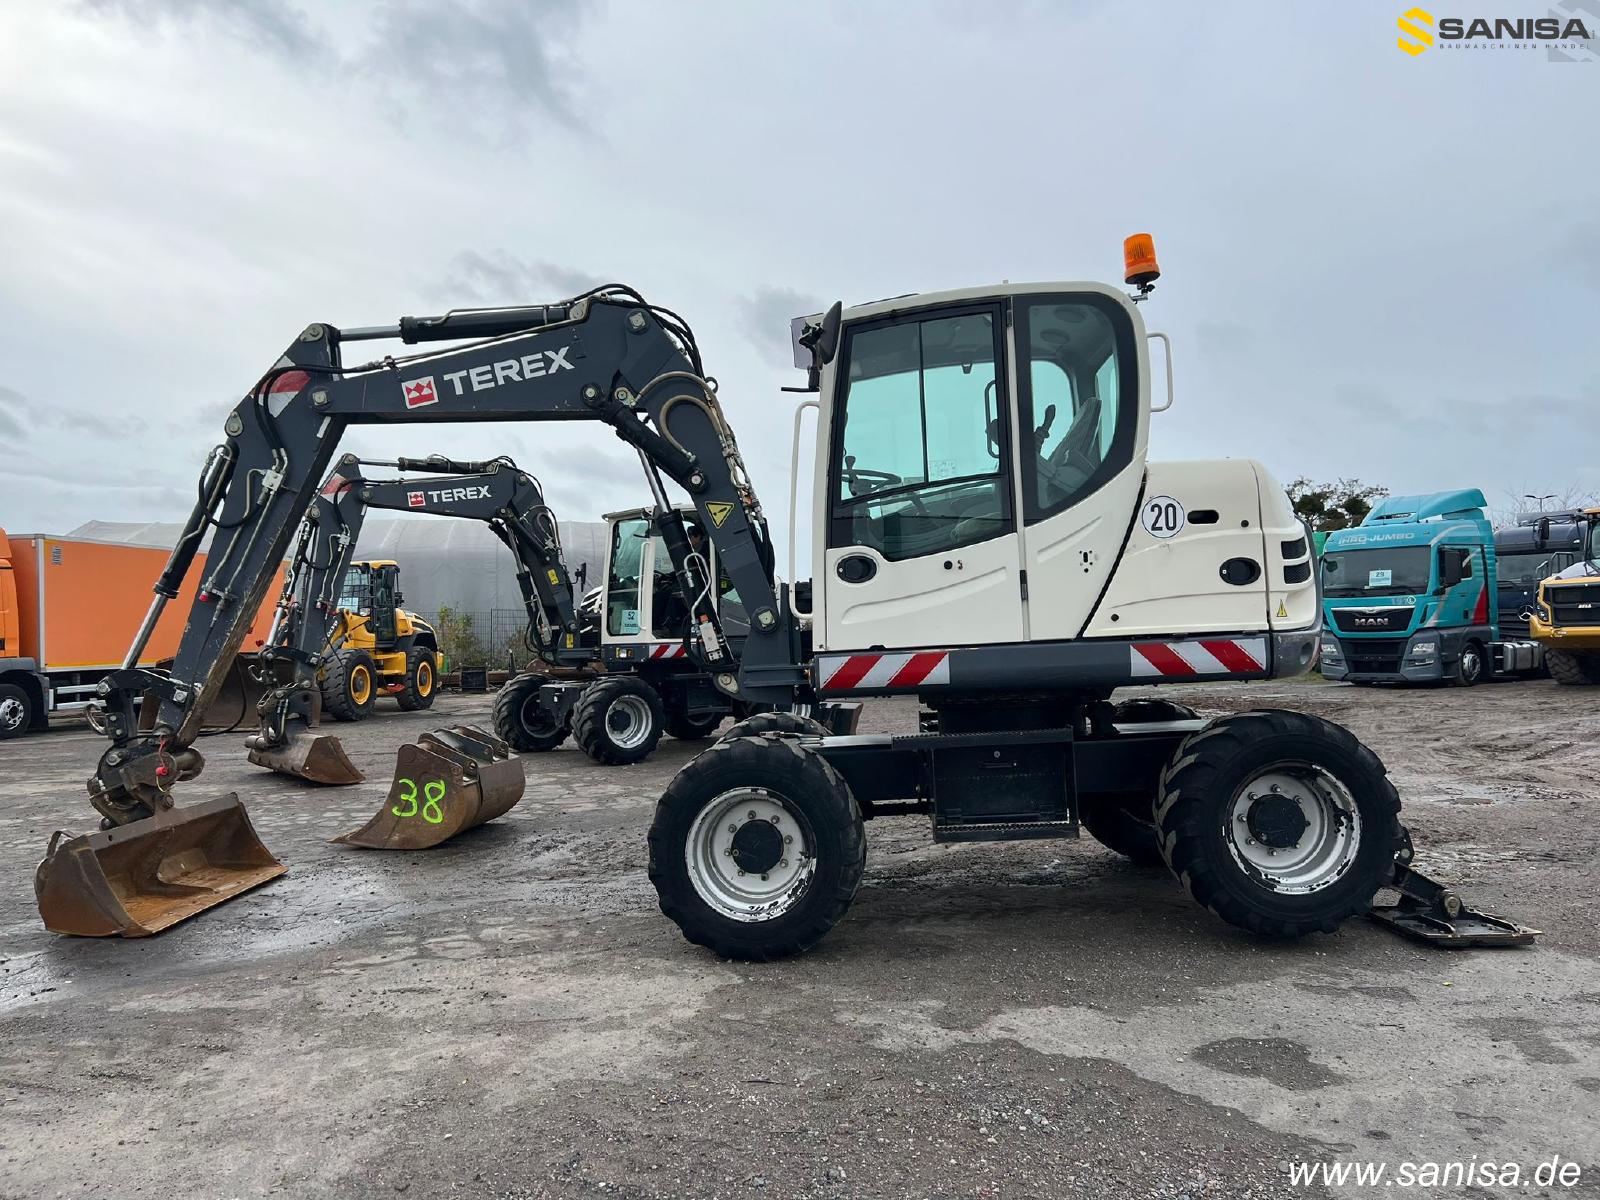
[244,451,585,788]
[255,455,750,785]
[35,247,1537,954]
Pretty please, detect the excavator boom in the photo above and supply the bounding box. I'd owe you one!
[41,287,803,934]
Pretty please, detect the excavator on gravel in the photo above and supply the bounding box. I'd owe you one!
[34,242,1539,952]
[242,451,587,790]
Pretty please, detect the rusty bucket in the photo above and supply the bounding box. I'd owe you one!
[35,794,286,937]
[246,732,365,786]
[332,726,524,850]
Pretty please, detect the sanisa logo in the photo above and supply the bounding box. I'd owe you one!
[1397,5,1596,57]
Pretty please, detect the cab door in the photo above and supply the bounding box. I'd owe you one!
[820,304,1025,652]
[1012,292,1148,641]
[369,564,400,649]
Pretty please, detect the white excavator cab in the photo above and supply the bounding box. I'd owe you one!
[595,506,744,668]
[804,281,1318,693]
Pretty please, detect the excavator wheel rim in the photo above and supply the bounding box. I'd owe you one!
[350,664,373,706]
[1224,762,1361,894]
[684,786,818,922]
[606,695,655,750]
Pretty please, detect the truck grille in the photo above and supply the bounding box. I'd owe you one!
[1548,583,1600,627]
[1339,637,1407,675]
[1331,606,1414,634]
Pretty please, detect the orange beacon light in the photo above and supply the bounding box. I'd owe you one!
[1123,234,1160,292]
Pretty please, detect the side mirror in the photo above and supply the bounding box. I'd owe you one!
[1537,516,1551,546]
[803,301,843,366]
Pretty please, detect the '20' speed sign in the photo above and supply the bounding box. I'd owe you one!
[1141,495,1185,539]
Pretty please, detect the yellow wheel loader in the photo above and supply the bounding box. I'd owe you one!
[318,560,440,721]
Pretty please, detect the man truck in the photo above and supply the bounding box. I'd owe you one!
[1318,490,1542,686]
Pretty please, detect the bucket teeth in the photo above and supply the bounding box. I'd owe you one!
[333,725,524,850]
[35,794,285,937]
[247,733,364,786]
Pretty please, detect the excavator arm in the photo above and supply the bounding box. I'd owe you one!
[242,453,590,781]
[89,289,805,825]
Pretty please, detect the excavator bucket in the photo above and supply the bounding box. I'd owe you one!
[34,794,285,937]
[333,726,524,850]
[246,734,365,786]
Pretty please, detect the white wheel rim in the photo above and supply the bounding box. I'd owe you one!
[1225,764,1361,894]
[685,787,816,922]
[0,697,23,730]
[606,695,654,749]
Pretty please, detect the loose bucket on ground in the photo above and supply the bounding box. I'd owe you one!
[35,794,285,937]
[246,732,365,786]
[333,725,523,850]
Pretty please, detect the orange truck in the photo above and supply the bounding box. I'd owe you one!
[0,529,281,739]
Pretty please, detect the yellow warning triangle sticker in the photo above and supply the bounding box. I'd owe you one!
[1277,600,1289,618]
[706,501,734,528]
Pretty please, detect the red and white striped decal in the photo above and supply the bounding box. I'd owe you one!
[648,643,688,660]
[1129,637,1267,678]
[817,650,951,692]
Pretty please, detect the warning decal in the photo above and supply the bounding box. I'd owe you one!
[706,501,734,528]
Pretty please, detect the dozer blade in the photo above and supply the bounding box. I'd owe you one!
[35,794,286,937]
[333,725,524,850]
[247,733,365,786]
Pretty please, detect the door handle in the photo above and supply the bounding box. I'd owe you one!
[836,555,877,584]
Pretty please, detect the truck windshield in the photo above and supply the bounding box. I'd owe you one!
[1497,552,1564,585]
[1321,547,1432,597]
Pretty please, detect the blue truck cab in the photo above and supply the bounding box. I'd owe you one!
[1318,490,1537,685]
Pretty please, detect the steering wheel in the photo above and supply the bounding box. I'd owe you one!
[841,455,903,497]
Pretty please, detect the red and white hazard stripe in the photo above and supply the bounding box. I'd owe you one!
[817,650,951,692]
[1129,637,1267,678]
[649,643,688,660]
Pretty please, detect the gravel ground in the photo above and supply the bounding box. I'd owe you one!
[1,677,1597,1199]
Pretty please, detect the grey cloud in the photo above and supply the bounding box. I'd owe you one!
[436,251,610,306]
[77,0,321,60]
[741,287,824,366]
[359,0,591,133]
[0,385,27,441]
[76,0,589,133]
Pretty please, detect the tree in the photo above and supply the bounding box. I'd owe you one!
[433,604,488,669]
[1287,478,1390,532]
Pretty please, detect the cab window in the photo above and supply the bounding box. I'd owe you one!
[829,306,1011,561]
[1016,296,1136,522]
[606,518,648,636]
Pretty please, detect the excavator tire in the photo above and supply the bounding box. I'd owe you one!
[715,711,829,744]
[649,733,865,960]
[492,672,569,752]
[322,649,378,722]
[1546,649,1600,686]
[395,647,438,712]
[572,677,665,765]
[1155,710,1403,938]
[1078,699,1202,866]
[663,709,725,742]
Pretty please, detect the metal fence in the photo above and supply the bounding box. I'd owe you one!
[412,608,533,669]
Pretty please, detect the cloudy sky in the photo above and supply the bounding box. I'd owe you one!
[1,1,1596,563]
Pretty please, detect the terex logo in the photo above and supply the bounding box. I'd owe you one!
[440,348,575,398]
[418,486,491,505]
